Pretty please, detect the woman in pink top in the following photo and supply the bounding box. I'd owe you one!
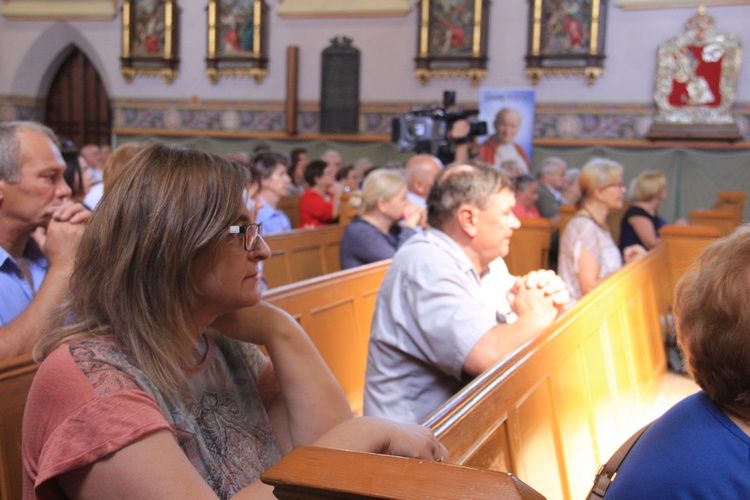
[21,144,448,500]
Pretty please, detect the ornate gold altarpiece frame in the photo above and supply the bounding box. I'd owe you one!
[120,0,180,83]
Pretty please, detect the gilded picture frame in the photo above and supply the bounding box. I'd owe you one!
[120,0,180,83]
[414,0,490,86]
[525,0,608,85]
[206,0,269,84]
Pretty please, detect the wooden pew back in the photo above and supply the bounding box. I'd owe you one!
[689,209,741,236]
[558,204,576,236]
[660,224,722,292]
[278,194,300,229]
[506,217,553,275]
[263,225,345,289]
[423,247,672,500]
[0,354,38,500]
[712,190,746,217]
[264,260,391,414]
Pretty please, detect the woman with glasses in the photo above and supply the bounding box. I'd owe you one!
[22,144,448,499]
[558,158,646,300]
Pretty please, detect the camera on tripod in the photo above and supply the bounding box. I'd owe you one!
[391,91,487,155]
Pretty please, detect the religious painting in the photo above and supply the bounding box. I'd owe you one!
[414,0,490,85]
[525,0,608,85]
[477,88,536,174]
[120,0,180,83]
[646,9,742,140]
[206,0,269,84]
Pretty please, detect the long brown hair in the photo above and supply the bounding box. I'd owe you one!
[35,144,249,397]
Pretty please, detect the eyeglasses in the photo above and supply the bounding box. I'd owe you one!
[229,222,263,252]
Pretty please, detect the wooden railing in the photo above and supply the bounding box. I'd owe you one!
[263,225,345,289]
[712,190,746,217]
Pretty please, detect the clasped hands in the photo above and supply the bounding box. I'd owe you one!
[507,270,571,319]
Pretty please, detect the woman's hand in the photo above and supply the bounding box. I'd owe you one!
[313,417,450,463]
[402,203,426,229]
[623,244,648,264]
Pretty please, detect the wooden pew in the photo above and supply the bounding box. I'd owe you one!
[0,354,38,500]
[712,190,746,217]
[422,246,673,500]
[660,224,722,292]
[263,225,345,289]
[506,217,553,276]
[262,446,544,499]
[264,260,391,415]
[278,194,301,229]
[689,209,741,236]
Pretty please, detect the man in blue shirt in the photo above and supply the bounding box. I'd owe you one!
[252,151,292,235]
[0,122,91,360]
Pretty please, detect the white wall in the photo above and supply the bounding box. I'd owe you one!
[0,2,748,105]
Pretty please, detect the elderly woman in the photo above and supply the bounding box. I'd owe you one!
[619,170,686,252]
[339,168,424,270]
[558,158,646,300]
[604,225,750,497]
[22,144,447,499]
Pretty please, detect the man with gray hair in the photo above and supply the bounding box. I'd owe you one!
[364,162,569,423]
[0,121,91,360]
[535,156,568,227]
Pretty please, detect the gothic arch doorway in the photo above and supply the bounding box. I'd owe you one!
[44,46,112,148]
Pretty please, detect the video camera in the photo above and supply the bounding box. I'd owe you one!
[391,91,488,155]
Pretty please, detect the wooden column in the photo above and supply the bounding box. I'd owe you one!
[285,46,299,135]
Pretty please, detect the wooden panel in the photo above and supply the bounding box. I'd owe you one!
[508,379,565,500]
[506,217,553,276]
[661,224,721,292]
[550,349,598,500]
[264,260,390,414]
[278,194,301,229]
[263,225,345,289]
[0,354,38,500]
[689,209,740,236]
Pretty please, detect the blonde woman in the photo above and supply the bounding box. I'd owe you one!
[339,168,424,269]
[619,170,686,252]
[558,158,646,300]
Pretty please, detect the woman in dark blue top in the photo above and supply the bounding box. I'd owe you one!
[619,170,685,253]
[339,168,424,269]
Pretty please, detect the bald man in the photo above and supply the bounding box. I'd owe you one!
[405,154,443,209]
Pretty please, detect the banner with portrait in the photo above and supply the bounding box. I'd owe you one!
[477,89,536,176]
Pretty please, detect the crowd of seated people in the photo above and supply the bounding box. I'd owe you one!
[6,119,747,498]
